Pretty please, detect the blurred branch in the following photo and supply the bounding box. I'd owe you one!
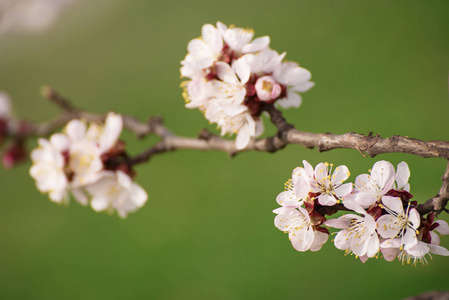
[6,88,449,215]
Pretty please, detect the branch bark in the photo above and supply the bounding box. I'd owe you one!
[5,88,449,215]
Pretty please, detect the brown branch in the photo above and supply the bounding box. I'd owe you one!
[417,160,449,216]
[6,89,449,215]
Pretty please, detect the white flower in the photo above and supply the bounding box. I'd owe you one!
[395,161,410,192]
[353,160,396,208]
[273,61,314,108]
[377,196,420,247]
[309,162,352,206]
[86,171,148,218]
[29,134,69,203]
[216,21,270,54]
[326,201,380,258]
[180,23,223,78]
[65,112,123,187]
[204,62,262,149]
[274,206,328,252]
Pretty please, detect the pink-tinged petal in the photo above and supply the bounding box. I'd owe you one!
[273,207,297,216]
[310,231,329,252]
[303,160,314,177]
[291,81,315,93]
[364,214,377,234]
[324,215,352,229]
[403,183,410,192]
[430,231,441,245]
[232,58,251,85]
[365,234,380,257]
[381,247,399,262]
[395,161,410,189]
[216,21,227,35]
[359,255,369,263]
[100,112,123,153]
[297,206,311,222]
[235,123,250,150]
[49,133,70,152]
[334,230,351,250]
[428,244,449,256]
[405,241,429,257]
[331,165,350,184]
[293,176,310,200]
[407,208,420,229]
[91,195,110,212]
[381,196,404,215]
[291,167,302,182]
[276,90,302,109]
[242,36,270,53]
[380,238,402,249]
[381,176,396,195]
[354,174,373,191]
[215,61,239,85]
[314,162,328,183]
[276,191,301,207]
[129,182,148,207]
[402,228,418,246]
[353,191,377,208]
[377,215,400,239]
[290,226,314,251]
[371,160,395,191]
[71,188,88,206]
[335,183,353,198]
[435,220,449,235]
[342,200,366,215]
[351,233,370,257]
[202,24,222,53]
[318,193,337,206]
[254,118,264,137]
[66,119,86,141]
[117,171,132,189]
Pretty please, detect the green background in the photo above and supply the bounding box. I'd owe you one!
[1,0,449,299]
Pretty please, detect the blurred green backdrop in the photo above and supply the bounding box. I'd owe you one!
[1,0,449,299]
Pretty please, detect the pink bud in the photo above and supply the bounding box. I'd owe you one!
[255,76,281,101]
[2,141,27,169]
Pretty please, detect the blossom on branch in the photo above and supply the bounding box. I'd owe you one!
[276,159,449,265]
[29,112,148,218]
[181,22,314,149]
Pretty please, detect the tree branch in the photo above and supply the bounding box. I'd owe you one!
[5,88,449,215]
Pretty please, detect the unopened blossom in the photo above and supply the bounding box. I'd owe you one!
[86,171,148,218]
[309,162,352,206]
[377,196,420,247]
[255,76,281,101]
[274,206,328,252]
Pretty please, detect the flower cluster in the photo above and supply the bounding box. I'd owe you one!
[274,160,449,265]
[180,22,314,149]
[29,113,148,218]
